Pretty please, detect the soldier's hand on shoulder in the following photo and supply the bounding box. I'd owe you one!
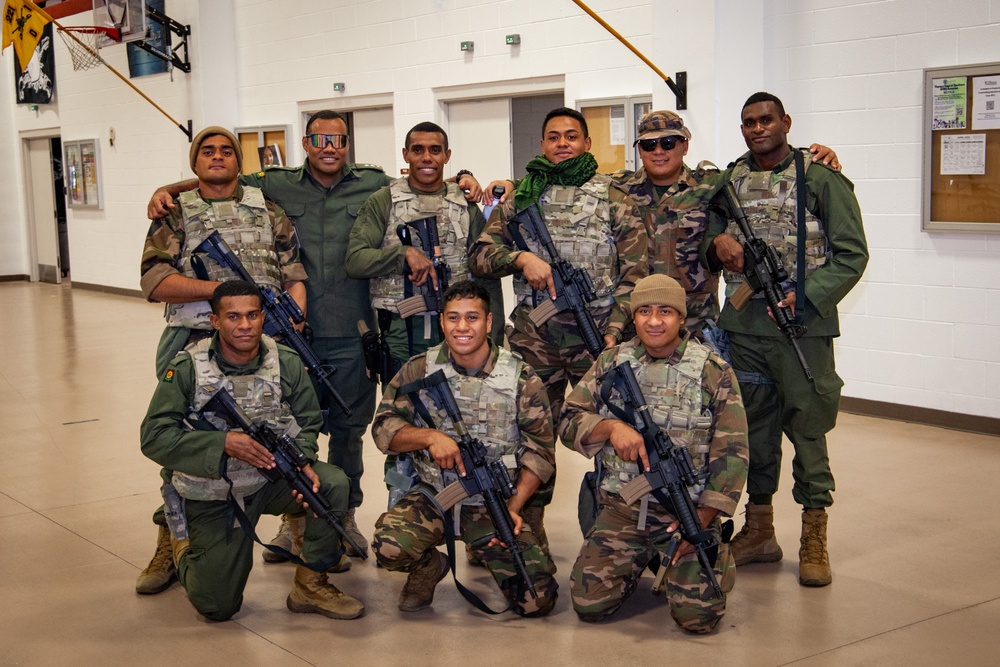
[224,432,276,470]
[147,189,175,220]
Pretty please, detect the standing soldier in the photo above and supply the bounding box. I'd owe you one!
[702,92,868,587]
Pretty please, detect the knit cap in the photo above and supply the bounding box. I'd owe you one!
[630,274,687,318]
[189,126,242,172]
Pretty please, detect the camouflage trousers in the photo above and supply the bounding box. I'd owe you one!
[570,494,735,633]
[372,488,558,616]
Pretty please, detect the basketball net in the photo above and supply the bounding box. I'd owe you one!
[56,27,119,71]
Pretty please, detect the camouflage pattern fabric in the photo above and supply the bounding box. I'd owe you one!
[139,185,306,324]
[559,333,749,519]
[612,164,723,338]
[372,488,558,616]
[570,494,734,631]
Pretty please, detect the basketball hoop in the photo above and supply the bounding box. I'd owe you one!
[56,26,120,71]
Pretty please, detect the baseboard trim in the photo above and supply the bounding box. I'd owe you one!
[840,397,1000,437]
[71,282,145,299]
[0,274,29,282]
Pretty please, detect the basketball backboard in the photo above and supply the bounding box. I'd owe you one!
[93,0,146,47]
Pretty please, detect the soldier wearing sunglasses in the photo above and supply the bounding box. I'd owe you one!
[613,110,841,341]
[144,112,484,567]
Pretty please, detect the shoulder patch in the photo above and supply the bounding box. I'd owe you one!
[162,368,175,383]
[256,171,265,178]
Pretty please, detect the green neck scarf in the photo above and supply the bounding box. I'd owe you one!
[514,152,599,210]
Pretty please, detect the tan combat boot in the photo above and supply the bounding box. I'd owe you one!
[729,502,783,566]
[799,509,832,587]
[263,513,304,563]
[287,565,364,619]
[397,550,450,612]
[341,508,369,558]
[135,525,177,595]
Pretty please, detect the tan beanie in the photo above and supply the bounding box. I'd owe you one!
[189,126,242,172]
[630,274,687,318]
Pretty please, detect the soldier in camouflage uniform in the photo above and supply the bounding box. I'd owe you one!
[140,281,364,621]
[470,108,647,546]
[702,93,868,587]
[136,127,308,595]
[611,111,723,338]
[559,274,748,632]
[371,281,557,616]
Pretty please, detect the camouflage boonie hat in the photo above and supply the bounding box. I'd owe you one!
[637,110,692,140]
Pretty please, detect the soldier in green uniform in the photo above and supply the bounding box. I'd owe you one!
[147,112,484,561]
[469,107,648,548]
[140,280,364,621]
[559,274,748,632]
[136,126,307,594]
[701,92,868,587]
[371,281,557,616]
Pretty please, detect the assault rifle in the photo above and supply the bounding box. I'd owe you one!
[396,216,450,319]
[719,183,813,381]
[601,361,723,598]
[192,231,353,421]
[507,204,604,358]
[402,369,537,600]
[194,387,368,559]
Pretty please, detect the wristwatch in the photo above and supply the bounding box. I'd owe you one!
[455,169,474,182]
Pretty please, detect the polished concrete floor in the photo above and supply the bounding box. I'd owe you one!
[1,281,998,666]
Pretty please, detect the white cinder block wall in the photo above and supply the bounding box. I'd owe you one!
[1,0,998,419]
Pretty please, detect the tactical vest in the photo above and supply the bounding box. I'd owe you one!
[171,335,294,502]
[369,179,470,313]
[512,175,618,306]
[410,344,523,504]
[599,339,713,504]
[723,150,828,297]
[164,187,283,329]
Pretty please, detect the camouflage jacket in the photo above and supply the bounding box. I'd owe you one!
[612,164,723,332]
[139,185,306,301]
[372,340,556,486]
[468,177,647,339]
[557,333,748,517]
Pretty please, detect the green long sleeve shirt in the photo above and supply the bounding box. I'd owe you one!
[140,334,323,482]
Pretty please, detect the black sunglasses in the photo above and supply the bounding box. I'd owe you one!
[636,136,685,152]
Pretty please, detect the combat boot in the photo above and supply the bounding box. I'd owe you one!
[799,509,832,587]
[135,525,177,595]
[729,502,783,566]
[398,550,450,612]
[341,508,369,558]
[286,565,364,619]
[263,514,304,563]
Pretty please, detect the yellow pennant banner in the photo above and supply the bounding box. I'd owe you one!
[2,0,53,69]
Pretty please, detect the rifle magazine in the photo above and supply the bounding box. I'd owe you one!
[619,475,654,506]
[527,299,559,327]
[729,282,755,311]
[435,480,470,511]
[397,295,431,319]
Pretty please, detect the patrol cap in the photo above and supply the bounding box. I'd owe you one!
[190,126,243,172]
[637,110,692,140]
[630,274,687,319]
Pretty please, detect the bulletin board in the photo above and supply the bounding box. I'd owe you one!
[63,139,102,209]
[922,62,1000,232]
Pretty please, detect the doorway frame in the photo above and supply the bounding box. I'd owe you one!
[20,127,63,284]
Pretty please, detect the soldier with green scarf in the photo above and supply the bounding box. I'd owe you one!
[470,107,648,548]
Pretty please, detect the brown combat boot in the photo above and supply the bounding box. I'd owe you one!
[729,502,783,566]
[398,550,450,612]
[341,508,369,558]
[135,525,177,595]
[287,565,364,619]
[263,514,304,563]
[799,509,832,587]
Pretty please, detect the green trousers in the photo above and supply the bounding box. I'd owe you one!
[728,332,844,509]
[176,461,349,621]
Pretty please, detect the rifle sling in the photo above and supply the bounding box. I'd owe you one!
[793,150,806,326]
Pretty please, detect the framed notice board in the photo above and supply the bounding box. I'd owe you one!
[922,62,1000,232]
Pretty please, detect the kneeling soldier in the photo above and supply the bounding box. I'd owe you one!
[559,274,748,632]
[371,281,557,616]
